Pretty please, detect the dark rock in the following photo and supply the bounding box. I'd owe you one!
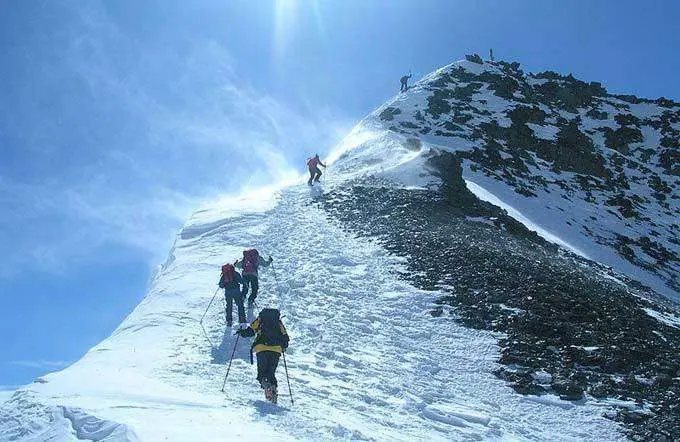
[552,379,584,400]
[465,53,484,64]
[379,106,402,121]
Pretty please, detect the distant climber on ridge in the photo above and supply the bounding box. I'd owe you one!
[400,71,412,92]
[234,249,273,308]
[236,308,289,403]
[306,154,326,186]
[218,263,246,328]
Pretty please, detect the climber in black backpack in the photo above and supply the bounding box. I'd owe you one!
[218,263,246,328]
[236,308,289,403]
[234,249,273,308]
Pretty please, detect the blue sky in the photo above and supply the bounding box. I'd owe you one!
[1,0,679,387]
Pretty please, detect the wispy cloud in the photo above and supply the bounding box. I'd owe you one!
[9,360,71,369]
[0,1,352,279]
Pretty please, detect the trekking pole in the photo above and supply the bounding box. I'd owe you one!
[271,263,280,287]
[221,334,240,392]
[282,351,294,405]
[270,263,284,299]
[200,287,220,349]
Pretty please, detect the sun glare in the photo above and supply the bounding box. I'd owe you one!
[273,0,324,63]
[274,0,298,61]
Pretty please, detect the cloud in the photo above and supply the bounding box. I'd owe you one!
[0,1,353,279]
[9,360,72,369]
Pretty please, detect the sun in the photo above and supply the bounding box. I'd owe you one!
[273,0,324,62]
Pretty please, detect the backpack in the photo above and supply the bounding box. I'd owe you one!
[243,249,259,273]
[221,264,235,286]
[258,308,285,347]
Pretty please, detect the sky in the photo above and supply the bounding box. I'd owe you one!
[1,0,679,388]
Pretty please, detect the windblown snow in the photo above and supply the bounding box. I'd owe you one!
[0,180,624,440]
[6,58,673,440]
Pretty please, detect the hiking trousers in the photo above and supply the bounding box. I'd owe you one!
[256,351,280,388]
[308,167,322,184]
[242,274,259,304]
[224,288,246,324]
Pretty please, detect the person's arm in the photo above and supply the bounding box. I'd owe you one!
[234,259,242,269]
[218,274,225,288]
[280,322,289,350]
[237,326,255,338]
[259,255,273,267]
[234,272,243,285]
[321,161,327,168]
[236,317,259,337]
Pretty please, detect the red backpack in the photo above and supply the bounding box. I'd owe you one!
[243,249,259,273]
[221,264,236,284]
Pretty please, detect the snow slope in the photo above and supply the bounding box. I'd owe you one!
[0,182,624,440]
[7,57,676,440]
[0,391,13,405]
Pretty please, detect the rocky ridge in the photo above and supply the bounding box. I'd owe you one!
[365,56,679,297]
[322,57,680,440]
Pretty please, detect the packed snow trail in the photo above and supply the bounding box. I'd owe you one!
[183,184,623,440]
[1,183,623,441]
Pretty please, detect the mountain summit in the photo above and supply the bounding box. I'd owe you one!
[1,57,678,441]
[332,56,679,299]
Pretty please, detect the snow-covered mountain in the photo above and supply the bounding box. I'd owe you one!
[330,55,679,300]
[1,58,678,441]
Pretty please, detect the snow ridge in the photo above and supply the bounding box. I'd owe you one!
[0,183,624,441]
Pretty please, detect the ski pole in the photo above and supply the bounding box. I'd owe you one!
[271,263,286,301]
[221,334,240,392]
[200,287,220,349]
[271,263,280,290]
[282,350,293,405]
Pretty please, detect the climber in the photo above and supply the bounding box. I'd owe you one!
[218,263,246,327]
[236,308,289,403]
[400,71,412,92]
[234,249,273,308]
[306,154,326,186]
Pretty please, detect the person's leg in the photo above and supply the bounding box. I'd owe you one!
[313,167,322,182]
[248,276,259,304]
[235,293,246,323]
[225,293,233,326]
[259,352,278,385]
[268,353,281,388]
[308,168,314,185]
[256,352,267,388]
[241,276,250,298]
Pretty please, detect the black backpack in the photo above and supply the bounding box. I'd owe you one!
[258,308,285,346]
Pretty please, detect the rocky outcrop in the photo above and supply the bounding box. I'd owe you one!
[366,58,680,296]
[324,58,680,440]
